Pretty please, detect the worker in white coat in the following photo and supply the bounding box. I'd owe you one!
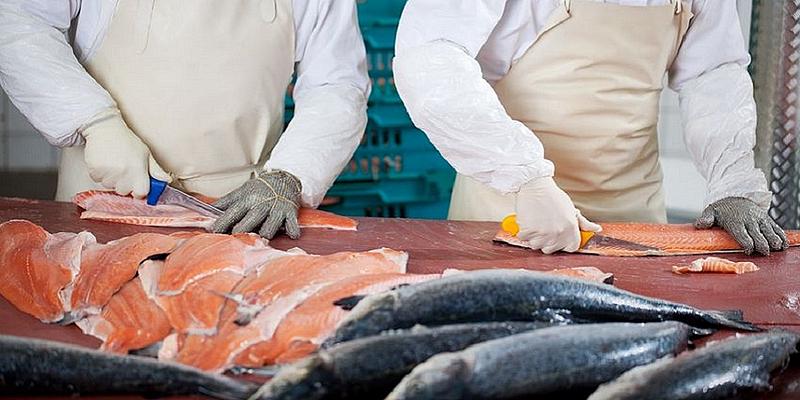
[394,0,788,255]
[0,0,370,239]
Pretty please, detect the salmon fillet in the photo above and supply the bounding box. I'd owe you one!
[73,190,358,231]
[672,257,760,275]
[0,220,95,322]
[145,234,286,335]
[494,223,800,257]
[67,233,182,320]
[237,272,440,366]
[172,248,408,372]
[76,277,172,353]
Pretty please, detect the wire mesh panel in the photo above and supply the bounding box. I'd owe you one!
[751,0,800,228]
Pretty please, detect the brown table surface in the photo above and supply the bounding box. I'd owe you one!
[2,196,800,399]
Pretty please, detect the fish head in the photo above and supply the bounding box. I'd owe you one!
[324,292,399,347]
[386,352,472,400]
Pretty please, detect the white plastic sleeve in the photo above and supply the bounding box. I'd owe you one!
[678,63,771,210]
[393,41,554,194]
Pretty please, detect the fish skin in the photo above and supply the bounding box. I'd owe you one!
[251,322,558,400]
[0,334,255,400]
[588,330,800,400]
[386,321,693,400]
[326,269,758,346]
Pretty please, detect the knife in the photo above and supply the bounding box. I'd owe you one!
[146,177,224,218]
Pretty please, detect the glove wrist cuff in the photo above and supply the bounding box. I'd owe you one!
[79,108,128,139]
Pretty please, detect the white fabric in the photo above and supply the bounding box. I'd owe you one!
[516,177,602,254]
[0,0,370,207]
[394,0,767,209]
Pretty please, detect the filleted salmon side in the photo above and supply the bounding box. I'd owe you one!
[73,190,358,231]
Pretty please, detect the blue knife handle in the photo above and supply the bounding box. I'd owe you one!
[147,177,168,206]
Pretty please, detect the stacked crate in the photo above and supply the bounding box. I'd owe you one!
[286,0,456,219]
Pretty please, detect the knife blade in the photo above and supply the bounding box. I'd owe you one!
[147,177,223,218]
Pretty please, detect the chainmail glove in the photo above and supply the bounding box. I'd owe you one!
[211,170,302,239]
[695,197,788,256]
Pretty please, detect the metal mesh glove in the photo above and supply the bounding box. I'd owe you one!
[695,197,788,256]
[211,170,302,239]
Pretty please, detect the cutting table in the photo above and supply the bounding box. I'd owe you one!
[2,196,800,399]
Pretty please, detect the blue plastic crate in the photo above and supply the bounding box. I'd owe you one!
[362,26,401,105]
[356,0,407,28]
[336,105,453,182]
[321,171,455,219]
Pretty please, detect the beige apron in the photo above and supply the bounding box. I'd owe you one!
[448,0,692,223]
[56,0,295,201]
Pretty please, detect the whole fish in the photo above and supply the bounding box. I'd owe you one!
[386,321,696,400]
[249,322,555,400]
[0,334,256,400]
[588,330,800,400]
[327,269,756,345]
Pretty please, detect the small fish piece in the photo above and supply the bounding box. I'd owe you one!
[326,269,757,346]
[588,329,800,400]
[672,256,760,275]
[0,220,95,323]
[386,322,695,399]
[250,322,557,400]
[73,190,358,231]
[546,266,614,284]
[76,277,172,354]
[0,334,256,400]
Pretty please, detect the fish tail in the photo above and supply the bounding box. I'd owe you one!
[332,295,366,311]
[705,310,761,332]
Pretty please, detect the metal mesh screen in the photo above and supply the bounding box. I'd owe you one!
[751,0,800,228]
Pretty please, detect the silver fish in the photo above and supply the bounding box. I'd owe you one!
[588,330,800,400]
[326,269,757,345]
[386,321,695,400]
[0,334,255,400]
[250,322,556,400]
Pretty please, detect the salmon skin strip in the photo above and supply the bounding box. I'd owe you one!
[73,190,358,231]
[237,272,440,367]
[66,233,181,321]
[672,257,760,275]
[494,223,800,257]
[76,277,172,354]
[146,234,285,335]
[0,220,95,322]
[172,248,408,372]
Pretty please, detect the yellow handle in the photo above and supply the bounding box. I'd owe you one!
[501,214,595,248]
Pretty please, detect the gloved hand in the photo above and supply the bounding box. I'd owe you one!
[695,197,788,256]
[81,112,171,198]
[211,170,302,239]
[516,177,602,254]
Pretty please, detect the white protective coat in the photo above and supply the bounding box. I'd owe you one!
[394,0,770,217]
[0,0,370,207]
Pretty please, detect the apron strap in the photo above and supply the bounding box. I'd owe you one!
[563,0,682,15]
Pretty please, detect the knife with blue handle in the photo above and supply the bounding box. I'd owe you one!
[146,177,224,218]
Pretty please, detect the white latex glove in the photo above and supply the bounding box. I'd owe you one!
[516,177,602,254]
[80,111,171,198]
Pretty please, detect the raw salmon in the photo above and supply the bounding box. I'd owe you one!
[0,220,95,322]
[494,223,800,257]
[67,233,182,320]
[237,272,441,366]
[173,248,408,372]
[545,267,614,284]
[147,233,285,334]
[73,190,358,231]
[76,277,172,354]
[672,257,760,275]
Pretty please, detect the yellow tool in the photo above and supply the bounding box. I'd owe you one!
[500,214,595,248]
